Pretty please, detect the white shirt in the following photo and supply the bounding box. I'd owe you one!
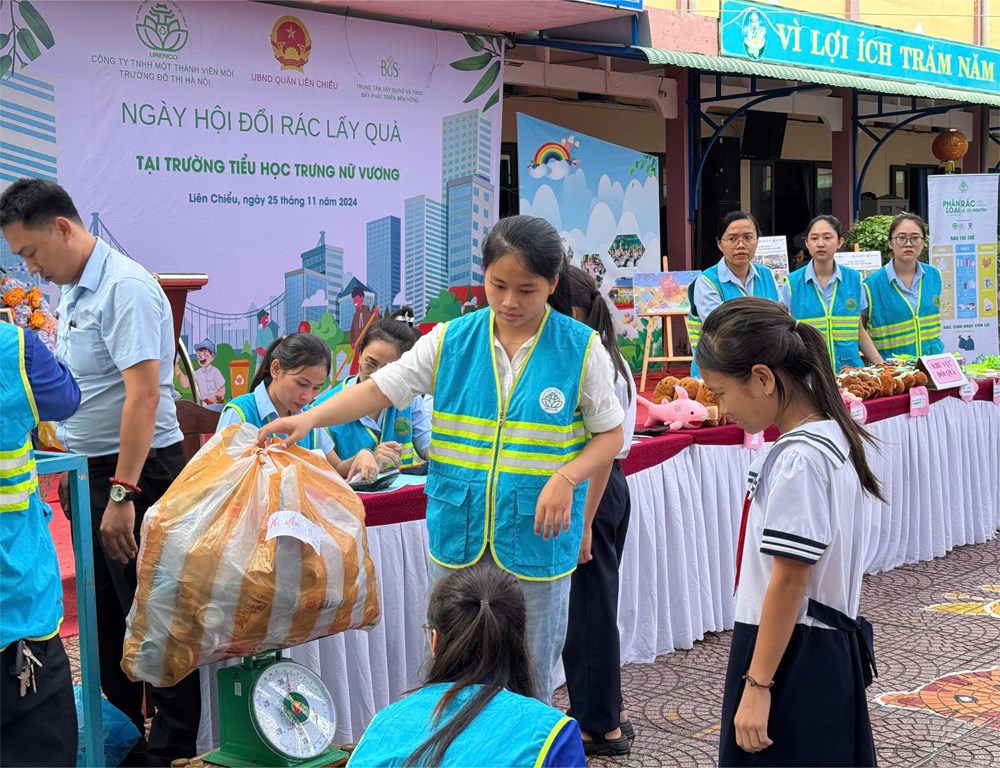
[370,319,625,436]
[735,421,871,629]
[612,351,636,460]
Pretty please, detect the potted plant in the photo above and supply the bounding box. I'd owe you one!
[844,214,928,265]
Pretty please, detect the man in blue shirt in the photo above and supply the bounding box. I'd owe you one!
[0,318,80,767]
[1,179,199,767]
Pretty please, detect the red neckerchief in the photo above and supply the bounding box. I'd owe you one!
[733,491,752,595]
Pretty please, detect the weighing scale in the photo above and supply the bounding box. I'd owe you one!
[204,651,347,767]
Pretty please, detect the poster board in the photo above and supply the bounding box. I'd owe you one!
[754,236,790,285]
[835,251,883,280]
[632,271,700,315]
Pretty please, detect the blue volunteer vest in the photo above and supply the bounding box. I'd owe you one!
[222,389,321,451]
[349,683,572,768]
[785,265,864,371]
[688,261,780,377]
[428,308,594,580]
[313,377,418,466]
[0,324,63,648]
[863,264,944,358]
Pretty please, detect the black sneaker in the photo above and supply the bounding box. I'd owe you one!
[620,719,635,742]
[582,733,631,757]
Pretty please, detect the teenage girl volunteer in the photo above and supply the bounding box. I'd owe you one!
[688,212,780,377]
[217,332,360,479]
[697,298,881,767]
[349,565,586,767]
[259,215,625,703]
[778,215,883,371]
[863,213,944,359]
[310,316,430,480]
[549,265,636,757]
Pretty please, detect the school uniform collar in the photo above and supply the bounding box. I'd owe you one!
[773,421,848,467]
[886,259,924,289]
[804,261,842,285]
[718,258,761,287]
[253,381,280,423]
[345,375,384,429]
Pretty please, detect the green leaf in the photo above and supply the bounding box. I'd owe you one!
[463,33,484,52]
[17,28,41,61]
[0,33,9,48]
[450,52,492,71]
[481,89,500,113]
[0,54,12,79]
[18,1,54,49]
[463,60,500,104]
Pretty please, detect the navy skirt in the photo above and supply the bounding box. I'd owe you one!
[719,601,877,767]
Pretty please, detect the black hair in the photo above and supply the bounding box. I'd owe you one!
[351,285,365,299]
[549,265,632,403]
[716,211,762,240]
[0,178,83,229]
[404,565,534,767]
[696,298,884,501]
[805,214,844,239]
[888,213,927,240]
[357,316,417,359]
[482,215,566,283]
[250,332,331,391]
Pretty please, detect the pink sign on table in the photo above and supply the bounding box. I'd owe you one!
[959,380,978,402]
[994,379,1000,406]
[909,386,930,417]
[744,431,765,451]
[849,399,868,424]
[917,353,967,389]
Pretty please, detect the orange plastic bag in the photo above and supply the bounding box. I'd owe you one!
[122,424,381,687]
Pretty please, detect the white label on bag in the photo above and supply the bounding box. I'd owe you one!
[266,510,322,555]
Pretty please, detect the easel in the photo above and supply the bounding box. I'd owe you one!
[639,312,692,392]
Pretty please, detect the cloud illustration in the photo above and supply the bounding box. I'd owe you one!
[520,184,563,231]
[302,289,326,308]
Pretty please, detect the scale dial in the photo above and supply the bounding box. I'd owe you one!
[249,661,336,760]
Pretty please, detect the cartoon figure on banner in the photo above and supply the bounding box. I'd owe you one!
[298,320,312,332]
[255,309,278,359]
[526,135,581,180]
[743,9,768,60]
[177,339,227,408]
[348,285,375,375]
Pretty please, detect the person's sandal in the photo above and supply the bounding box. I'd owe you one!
[620,719,635,742]
[582,731,631,757]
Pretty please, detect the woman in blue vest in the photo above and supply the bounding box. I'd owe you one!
[863,213,944,359]
[779,215,883,372]
[218,332,359,477]
[311,317,429,479]
[259,215,626,704]
[688,212,780,377]
[349,565,586,767]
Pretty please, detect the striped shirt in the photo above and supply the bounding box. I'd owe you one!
[735,421,872,629]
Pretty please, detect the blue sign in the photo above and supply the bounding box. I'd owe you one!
[720,0,998,94]
[580,0,643,10]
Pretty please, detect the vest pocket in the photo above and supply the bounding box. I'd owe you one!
[511,484,561,568]
[425,473,478,564]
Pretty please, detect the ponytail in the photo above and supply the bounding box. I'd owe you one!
[549,266,632,403]
[697,298,884,501]
[249,332,332,392]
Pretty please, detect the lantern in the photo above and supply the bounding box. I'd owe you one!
[931,130,969,174]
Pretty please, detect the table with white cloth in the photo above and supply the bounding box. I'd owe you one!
[197,386,1000,749]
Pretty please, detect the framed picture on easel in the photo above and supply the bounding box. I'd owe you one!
[632,271,701,390]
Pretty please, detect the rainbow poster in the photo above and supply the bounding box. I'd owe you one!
[517,114,661,370]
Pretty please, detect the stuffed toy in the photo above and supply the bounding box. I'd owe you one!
[637,387,708,430]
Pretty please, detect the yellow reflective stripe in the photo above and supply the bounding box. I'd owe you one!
[431,321,449,392]
[11,326,39,424]
[0,442,31,461]
[0,469,38,494]
[534,717,574,768]
[0,489,33,512]
[429,443,494,468]
[0,445,33,471]
[223,403,247,422]
[431,413,498,436]
[503,434,587,450]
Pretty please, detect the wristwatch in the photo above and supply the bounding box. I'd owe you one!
[109,479,140,503]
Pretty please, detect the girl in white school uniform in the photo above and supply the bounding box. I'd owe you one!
[259,215,625,704]
[697,298,881,767]
[549,265,637,757]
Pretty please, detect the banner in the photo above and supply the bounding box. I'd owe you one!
[516,114,660,370]
[1,0,503,389]
[927,174,999,359]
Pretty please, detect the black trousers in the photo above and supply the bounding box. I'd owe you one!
[0,636,77,767]
[86,442,201,767]
[562,460,632,734]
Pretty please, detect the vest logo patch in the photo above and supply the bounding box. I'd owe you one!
[846,297,858,311]
[933,295,940,307]
[539,387,566,414]
[393,417,412,438]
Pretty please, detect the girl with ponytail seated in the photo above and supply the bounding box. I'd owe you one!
[349,564,587,767]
